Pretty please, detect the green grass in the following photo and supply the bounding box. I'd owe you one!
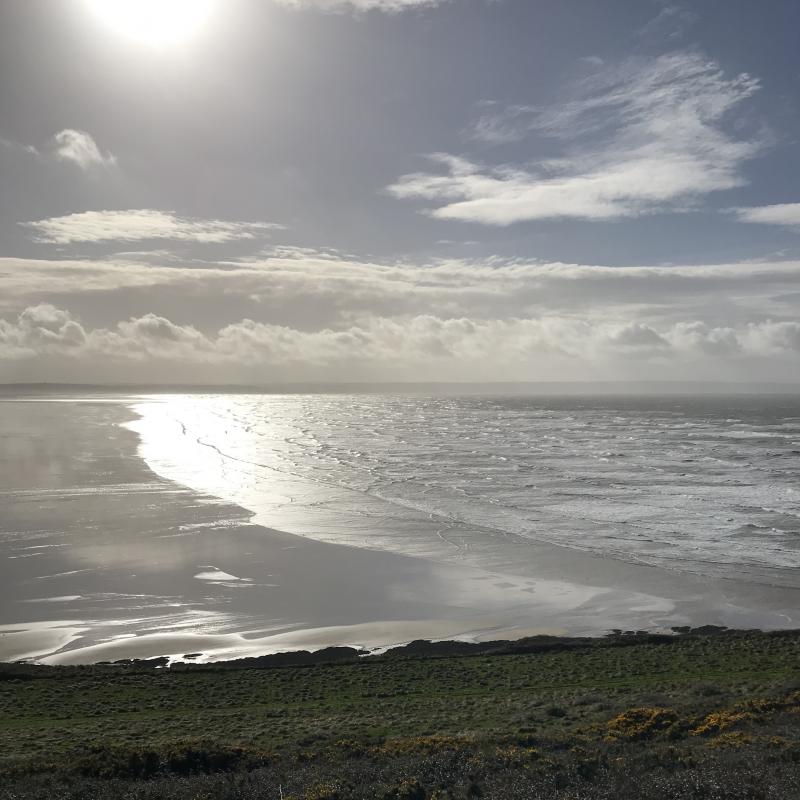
[2,629,800,798]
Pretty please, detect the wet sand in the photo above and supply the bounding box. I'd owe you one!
[1,397,798,664]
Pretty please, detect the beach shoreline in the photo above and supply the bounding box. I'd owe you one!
[0,394,798,665]
[0,623,789,673]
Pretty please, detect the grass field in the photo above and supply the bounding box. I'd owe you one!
[2,629,800,798]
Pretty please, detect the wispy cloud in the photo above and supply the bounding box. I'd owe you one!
[733,203,800,231]
[464,103,540,145]
[0,136,39,157]
[2,129,115,170]
[638,2,698,40]
[390,53,762,225]
[2,252,799,337]
[23,210,284,245]
[51,129,116,170]
[274,0,442,12]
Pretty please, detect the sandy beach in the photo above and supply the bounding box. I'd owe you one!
[1,395,798,665]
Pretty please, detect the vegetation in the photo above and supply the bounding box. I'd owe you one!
[1,628,799,798]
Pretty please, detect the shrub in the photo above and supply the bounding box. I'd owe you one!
[690,710,753,736]
[70,740,271,778]
[375,736,473,757]
[605,707,679,740]
[384,778,426,800]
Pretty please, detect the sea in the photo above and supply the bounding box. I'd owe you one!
[129,392,800,584]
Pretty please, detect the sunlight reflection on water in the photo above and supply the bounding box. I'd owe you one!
[128,393,800,580]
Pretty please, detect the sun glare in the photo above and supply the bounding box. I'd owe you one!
[86,0,215,46]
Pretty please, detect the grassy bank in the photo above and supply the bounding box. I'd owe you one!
[2,629,800,798]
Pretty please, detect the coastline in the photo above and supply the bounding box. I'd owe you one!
[0,624,791,673]
[0,394,798,665]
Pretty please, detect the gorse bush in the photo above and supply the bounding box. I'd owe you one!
[604,707,679,740]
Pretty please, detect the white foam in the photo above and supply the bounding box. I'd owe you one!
[126,394,800,584]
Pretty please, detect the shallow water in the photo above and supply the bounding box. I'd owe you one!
[130,393,800,583]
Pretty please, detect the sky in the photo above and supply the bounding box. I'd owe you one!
[1,0,800,384]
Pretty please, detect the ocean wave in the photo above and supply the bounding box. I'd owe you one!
[127,393,800,580]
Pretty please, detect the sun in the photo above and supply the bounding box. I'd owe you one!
[85,0,215,46]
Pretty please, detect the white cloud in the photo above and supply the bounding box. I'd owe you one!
[733,203,800,231]
[742,320,800,354]
[603,322,669,350]
[391,53,761,224]
[465,105,539,145]
[0,304,87,358]
[2,254,800,335]
[638,3,698,39]
[0,305,201,363]
[274,0,442,11]
[0,136,39,156]
[1,129,114,168]
[52,129,117,170]
[23,209,283,245]
[1,305,798,385]
[666,321,742,356]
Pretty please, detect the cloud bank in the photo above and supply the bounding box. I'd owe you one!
[1,249,797,381]
[23,210,283,245]
[2,252,799,326]
[390,53,761,224]
[1,303,798,384]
